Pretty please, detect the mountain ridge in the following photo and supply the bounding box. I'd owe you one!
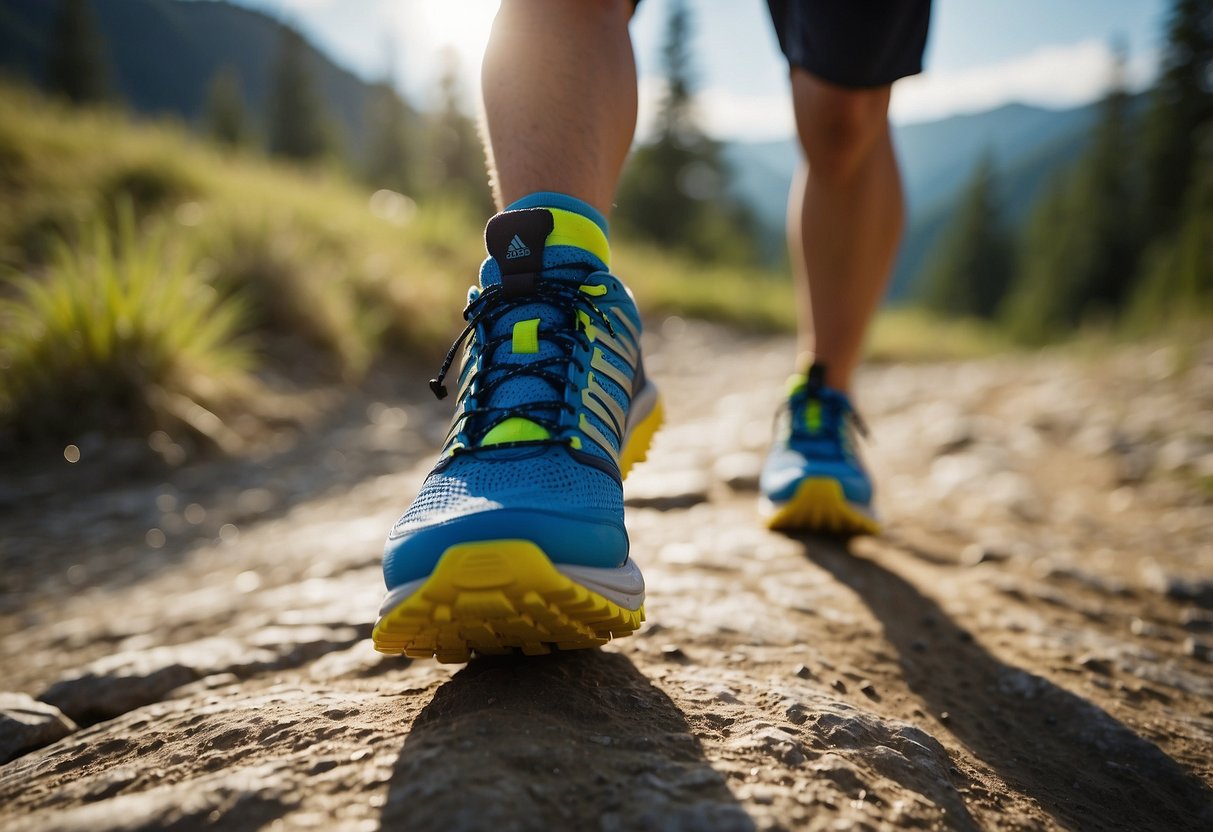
[0,0,380,155]
[723,99,1106,299]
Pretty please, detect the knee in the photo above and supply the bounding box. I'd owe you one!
[793,73,891,183]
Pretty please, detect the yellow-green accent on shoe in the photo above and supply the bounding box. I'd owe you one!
[511,318,540,354]
[806,399,823,433]
[480,416,550,447]
[547,207,611,266]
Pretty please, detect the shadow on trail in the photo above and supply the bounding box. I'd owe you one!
[798,535,1213,832]
[381,650,754,832]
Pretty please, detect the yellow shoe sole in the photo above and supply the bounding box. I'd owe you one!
[764,477,881,536]
[372,540,645,663]
[373,395,664,663]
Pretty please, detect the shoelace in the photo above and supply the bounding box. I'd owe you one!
[800,389,869,438]
[778,387,871,456]
[428,274,618,451]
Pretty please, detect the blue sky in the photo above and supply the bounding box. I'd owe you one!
[230,0,1169,140]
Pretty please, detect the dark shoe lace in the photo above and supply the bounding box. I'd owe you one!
[428,273,618,452]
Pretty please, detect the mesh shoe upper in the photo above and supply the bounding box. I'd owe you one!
[760,366,873,508]
[383,208,647,590]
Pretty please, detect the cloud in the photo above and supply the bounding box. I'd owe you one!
[891,39,1157,124]
[637,77,795,143]
[697,87,795,143]
[642,38,1156,143]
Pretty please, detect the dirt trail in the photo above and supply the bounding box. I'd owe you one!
[2,321,1212,831]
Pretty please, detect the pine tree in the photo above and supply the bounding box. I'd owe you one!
[204,66,249,148]
[46,0,109,104]
[922,154,1015,319]
[1000,180,1076,343]
[655,0,696,145]
[1140,0,1213,241]
[420,49,490,211]
[1071,59,1139,309]
[1002,55,1138,340]
[1131,126,1213,323]
[267,25,331,162]
[615,0,756,263]
[364,71,415,193]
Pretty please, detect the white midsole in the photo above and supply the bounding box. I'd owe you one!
[377,558,645,622]
[557,559,645,610]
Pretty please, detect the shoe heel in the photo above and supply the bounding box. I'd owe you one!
[619,393,664,480]
[763,477,881,536]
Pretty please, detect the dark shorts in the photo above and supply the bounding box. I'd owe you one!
[765,0,932,87]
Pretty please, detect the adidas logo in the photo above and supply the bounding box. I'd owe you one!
[505,234,531,260]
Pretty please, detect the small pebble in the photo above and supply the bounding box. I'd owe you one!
[1182,636,1213,663]
[1077,654,1113,675]
[1180,609,1213,634]
[1129,617,1169,639]
[660,644,687,661]
[960,544,1004,566]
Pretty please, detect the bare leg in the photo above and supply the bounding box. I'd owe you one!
[788,70,904,393]
[481,0,637,217]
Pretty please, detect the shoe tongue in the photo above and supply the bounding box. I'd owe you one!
[472,209,591,447]
[806,362,828,394]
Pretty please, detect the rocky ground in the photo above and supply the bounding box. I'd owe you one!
[2,320,1212,831]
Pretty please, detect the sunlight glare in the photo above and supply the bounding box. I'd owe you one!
[398,0,499,104]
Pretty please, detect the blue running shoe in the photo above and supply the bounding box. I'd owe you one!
[373,205,663,663]
[760,363,880,535]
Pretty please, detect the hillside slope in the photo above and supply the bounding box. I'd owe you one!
[0,0,379,154]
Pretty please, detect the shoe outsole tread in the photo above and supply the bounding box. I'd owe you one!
[374,399,663,663]
[372,540,645,662]
[764,477,881,536]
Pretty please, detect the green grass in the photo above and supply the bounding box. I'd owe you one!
[616,244,1010,362]
[613,245,797,332]
[0,206,253,448]
[866,307,1010,363]
[0,83,472,363]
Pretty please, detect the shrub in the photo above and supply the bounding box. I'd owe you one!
[0,205,253,451]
